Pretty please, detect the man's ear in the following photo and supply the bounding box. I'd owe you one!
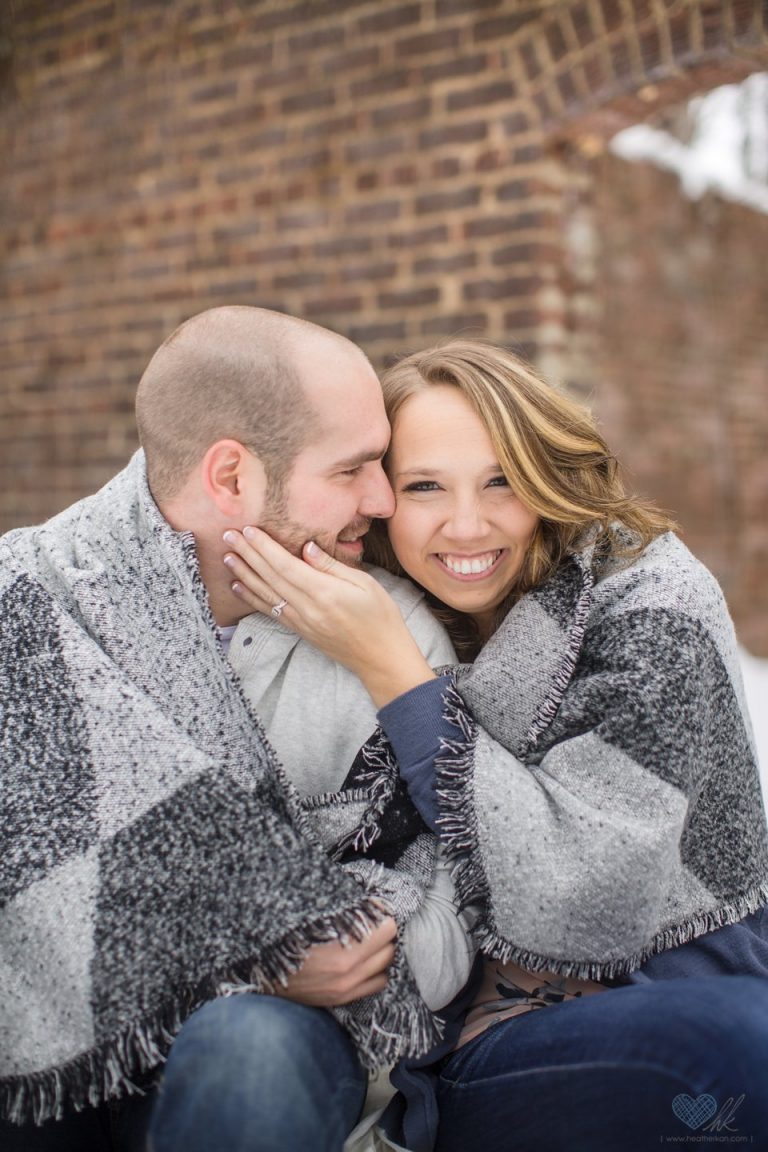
[200,439,266,519]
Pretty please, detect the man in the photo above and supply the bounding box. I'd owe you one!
[0,307,470,1152]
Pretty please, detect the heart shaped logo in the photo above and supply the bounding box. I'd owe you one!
[672,1093,718,1130]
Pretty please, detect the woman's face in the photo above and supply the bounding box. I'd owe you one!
[386,385,540,631]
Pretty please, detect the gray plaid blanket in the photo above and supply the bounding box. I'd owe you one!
[438,530,768,978]
[0,452,439,1126]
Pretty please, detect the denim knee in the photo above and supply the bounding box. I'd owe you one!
[148,995,366,1152]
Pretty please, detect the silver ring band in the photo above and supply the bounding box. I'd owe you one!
[271,598,288,618]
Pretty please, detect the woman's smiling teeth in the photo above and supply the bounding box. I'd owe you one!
[437,550,502,575]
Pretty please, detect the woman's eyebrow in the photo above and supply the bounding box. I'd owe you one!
[395,463,502,478]
[394,466,443,477]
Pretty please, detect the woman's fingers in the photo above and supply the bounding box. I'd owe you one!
[222,529,297,600]
[223,553,278,609]
[239,527,367,594]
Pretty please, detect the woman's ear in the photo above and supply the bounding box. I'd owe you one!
[200,439,267,519]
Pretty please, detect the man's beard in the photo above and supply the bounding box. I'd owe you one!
[258,495,370,568]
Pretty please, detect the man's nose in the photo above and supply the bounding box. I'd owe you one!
[359,463,395,519]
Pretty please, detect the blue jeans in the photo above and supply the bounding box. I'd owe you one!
[148,995,367,1152]
[0,996,366,1152]
[435,976,768,1151]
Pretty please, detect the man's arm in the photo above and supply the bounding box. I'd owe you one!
[274,916,397,1007]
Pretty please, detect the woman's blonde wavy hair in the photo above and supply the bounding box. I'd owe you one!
[364,338,675,658]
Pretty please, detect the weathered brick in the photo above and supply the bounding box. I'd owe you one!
[610,38,633,81]
[279,149,332,174]
[501,308,538,331]
[464,211,543,238]
[419,121,488,148]
[348,320,407,344]
[420,53,487,85]
[219,43,273,70]
[432,157,462,178]
[640,28,663,71]
[463,276,539,301]
[313,236,374,258]
[321,47,380,77]
[557,68,580,106]
[189,81,238,104]
[397,28,462,57]
[379,285,441,309]
[387,224,449,248]
[340,261,399,283]
[350,70,410,100]
[446,79,517,112]
[415,186,481,214]
[491,242,537,265]
[421,311,488,336]
[496,178,530,201]
[600,0,624,33]
[303,293,363,316]
[474,14,533,41]
[371,95,431,128]
[344,200,401,225]
[519,40,542,81]
[273,270,327,290]
[287,25,345,56]
[413,252,478,275]
[545,20,569,62]
[280,87,335,114]
[303,114,359,141]
[358,4,421,35]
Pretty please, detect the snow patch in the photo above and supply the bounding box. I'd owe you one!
[611,73,768,215]
[739,647,768,814]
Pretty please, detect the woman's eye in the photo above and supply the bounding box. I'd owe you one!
[402,480,441,493]
[487,474,510,488]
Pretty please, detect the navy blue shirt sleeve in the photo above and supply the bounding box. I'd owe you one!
[377,674,455,832]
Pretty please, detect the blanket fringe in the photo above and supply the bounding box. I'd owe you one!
[434,678,768,981]
[0,899,389,1128]
[335,968,444,1072]
[328,728,401,860]
[469,880,768,981]
[523,555,594,754]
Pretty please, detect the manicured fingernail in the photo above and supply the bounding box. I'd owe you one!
[223,554,234,568]
[223,530,237,545]
[243,525,256,540]
[305,540,320,557]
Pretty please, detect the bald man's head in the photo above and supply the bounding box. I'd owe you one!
[135,306,365,503]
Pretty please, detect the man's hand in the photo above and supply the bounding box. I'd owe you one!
[274,917,398,1007]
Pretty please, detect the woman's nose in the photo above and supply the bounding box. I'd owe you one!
[442,498,489,540]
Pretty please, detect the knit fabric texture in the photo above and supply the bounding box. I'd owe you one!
[437,531,768,979]
[0,452,439,1127]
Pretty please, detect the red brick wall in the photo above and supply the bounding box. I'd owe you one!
[1,0,767,645]
[575,152,768,652]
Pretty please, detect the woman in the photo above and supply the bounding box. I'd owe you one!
[223,339,768,1151]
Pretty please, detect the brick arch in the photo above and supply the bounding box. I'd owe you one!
[509,0,768,138]
[525,1,768,654]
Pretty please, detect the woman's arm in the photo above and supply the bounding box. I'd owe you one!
[223,527,438,708]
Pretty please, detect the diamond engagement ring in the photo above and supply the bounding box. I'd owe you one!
[271,598,288,618]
